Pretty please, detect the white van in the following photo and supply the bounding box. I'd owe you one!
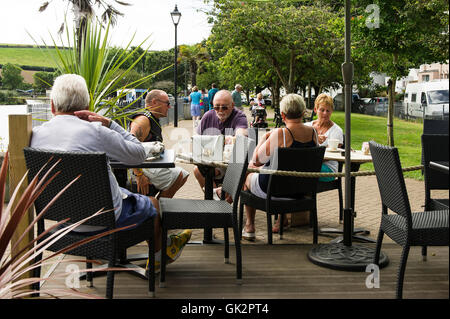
[116,88,147,104]
[403,80,449,119]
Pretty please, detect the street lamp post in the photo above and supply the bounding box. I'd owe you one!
[171,4,181,127]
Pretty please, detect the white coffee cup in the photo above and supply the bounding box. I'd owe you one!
[362,142,370,155]
[328,138,339,150]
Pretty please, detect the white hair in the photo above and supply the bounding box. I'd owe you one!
[280,93,306,119]
[51,74,90,112]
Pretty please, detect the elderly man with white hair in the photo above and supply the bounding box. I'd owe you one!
[30,74,192,272]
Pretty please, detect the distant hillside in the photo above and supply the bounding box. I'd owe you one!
[0,45,62,69]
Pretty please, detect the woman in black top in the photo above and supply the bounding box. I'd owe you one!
[242,94,318,241]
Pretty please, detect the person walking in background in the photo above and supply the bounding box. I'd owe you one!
[189,86,202,127]
[208,83,219,111]
[200,88,209,117]
[231,84,244,111]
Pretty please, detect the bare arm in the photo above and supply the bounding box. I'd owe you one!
[129,115,150,142]
[251,129,283,167]
[129,115,152,194]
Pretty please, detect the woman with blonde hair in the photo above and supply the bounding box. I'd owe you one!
[305,93,343,182]
[250,92,265,110]
[242,93,318,240]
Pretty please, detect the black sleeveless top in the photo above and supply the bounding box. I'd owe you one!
[129,111,163,142]
[258,127,316,193]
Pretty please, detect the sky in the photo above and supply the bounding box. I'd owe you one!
[0,0,213,51]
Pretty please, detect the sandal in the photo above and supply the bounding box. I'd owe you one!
[272,218,289,233]
[241,229,256,241]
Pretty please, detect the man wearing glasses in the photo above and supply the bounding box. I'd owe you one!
[193,90,248,195]
[129,89,189,198]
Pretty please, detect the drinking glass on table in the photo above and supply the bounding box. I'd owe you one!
[318,134,327,144]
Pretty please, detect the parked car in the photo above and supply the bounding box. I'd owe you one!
[241,94,248,105]
[362,97,388,115]
[373,97,388,115]
[333,93,365,113]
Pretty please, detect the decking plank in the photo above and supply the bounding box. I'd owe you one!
[40,243,448,299]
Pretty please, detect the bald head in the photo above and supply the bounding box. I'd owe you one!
[145,89,170,118]
[145,89,166,105]
[214,90,233,103]
[212,90,234,122]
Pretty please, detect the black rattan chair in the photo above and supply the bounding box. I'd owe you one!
[24,148,156,299]
[369,141,449,299]
[421,118,448,174]
[239,146,325,244]
[317,137,345,223]
[421,134,449,211]
[423,119,449,135]
[158,136,251,287]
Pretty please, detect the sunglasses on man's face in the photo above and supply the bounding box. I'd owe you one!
[156,99,171,106]
[213,105,229,111]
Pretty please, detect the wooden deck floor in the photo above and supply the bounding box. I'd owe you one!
[41,243,448,300]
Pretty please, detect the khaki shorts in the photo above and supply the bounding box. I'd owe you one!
[131,167,189,191]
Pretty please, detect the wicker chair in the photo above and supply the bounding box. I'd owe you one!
[423,119,449,135]
[369,141,449,299]
[24,148,156,299]
[422,134,449,211]
[158,136,251,287]
[239,146,325,244]
[421,118,448,181]
[317,136,345,223]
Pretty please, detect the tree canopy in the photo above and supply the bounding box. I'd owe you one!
[352,0,449,145]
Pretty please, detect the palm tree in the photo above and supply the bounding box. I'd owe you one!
[39,0,131,60]
[178,43,210,87]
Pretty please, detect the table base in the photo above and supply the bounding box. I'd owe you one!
[319,227,376,243]
[308,243,389,271]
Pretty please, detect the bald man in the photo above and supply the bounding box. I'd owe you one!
[194,90,248,193]
[129,89,189,198]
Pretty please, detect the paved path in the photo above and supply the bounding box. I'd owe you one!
[161,111,446,245]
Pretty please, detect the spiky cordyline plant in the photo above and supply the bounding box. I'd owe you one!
[0,152,132,299]
[30,17,171,127]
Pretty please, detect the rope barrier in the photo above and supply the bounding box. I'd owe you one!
[176,154,423,178]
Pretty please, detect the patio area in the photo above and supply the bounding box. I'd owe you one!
[37,114,448,299]
[43,243,448,299]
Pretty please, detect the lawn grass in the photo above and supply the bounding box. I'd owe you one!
[0,47,60,68]
[268,111,424,180]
